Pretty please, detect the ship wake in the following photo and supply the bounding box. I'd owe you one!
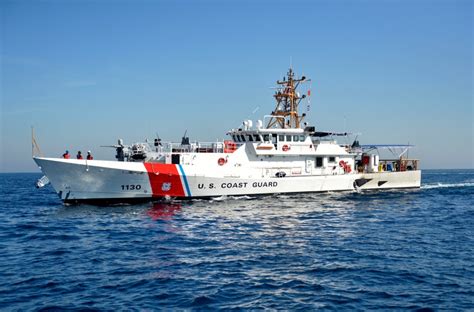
[421,182,474,189]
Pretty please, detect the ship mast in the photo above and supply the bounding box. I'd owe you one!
[266,68,308,129]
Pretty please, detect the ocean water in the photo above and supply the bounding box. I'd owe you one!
[0,170,473,310]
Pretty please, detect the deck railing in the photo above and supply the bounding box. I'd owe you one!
[378,159,419,172]
[356,159,419,173]
[154,141,243,154]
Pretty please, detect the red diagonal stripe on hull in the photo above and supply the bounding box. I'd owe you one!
[144,163,185,197]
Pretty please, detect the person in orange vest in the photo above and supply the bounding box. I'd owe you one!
[87,151,93,160]
[62,150,70,159]
[76,151,83,159]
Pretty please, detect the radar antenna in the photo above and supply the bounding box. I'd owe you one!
[266,68,309,129]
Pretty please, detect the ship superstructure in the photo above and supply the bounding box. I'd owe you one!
[34,69,420,204]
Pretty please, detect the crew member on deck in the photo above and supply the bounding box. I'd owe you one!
[62,150,70,159]
[76,151,83,159]
[87,151,93,160]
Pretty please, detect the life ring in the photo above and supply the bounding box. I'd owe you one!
[218,157,226,166]
[282,145,290,152]
[339,160,345,167]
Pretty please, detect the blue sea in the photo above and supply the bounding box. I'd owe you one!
[0,170,473,310]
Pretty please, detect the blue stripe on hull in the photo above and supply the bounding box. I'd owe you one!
[178,164,192,197]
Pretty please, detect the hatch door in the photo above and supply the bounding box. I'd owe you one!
[305,158,313,174]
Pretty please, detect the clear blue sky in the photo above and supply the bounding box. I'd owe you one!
[1,0,472,172]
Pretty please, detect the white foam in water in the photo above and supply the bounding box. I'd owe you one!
[231,195,255,200]
[210,195,228,201]
[421,182,474,189]
[423,172,474,175]
[211,195,255,201]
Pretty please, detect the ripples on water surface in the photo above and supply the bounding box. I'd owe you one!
[0,170,473,310]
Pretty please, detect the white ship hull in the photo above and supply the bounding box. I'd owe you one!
[34,157,421,204]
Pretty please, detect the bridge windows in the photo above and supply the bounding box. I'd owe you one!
[232,132,309,145]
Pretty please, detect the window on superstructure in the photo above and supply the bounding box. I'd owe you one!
[254,135,261,142]
[247,135,254,142]
[293,135,300,142]
[263,135,270,142]
[240,135,246,142]
[286,135,292,142]
[272,134,277,144]
[329,156,336,163]
[300,135,306,141]
[232,135,237,142]
[279,135,285,141]
[316,157,323,168]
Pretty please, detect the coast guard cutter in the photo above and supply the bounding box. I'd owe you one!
[34,68,421,204]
